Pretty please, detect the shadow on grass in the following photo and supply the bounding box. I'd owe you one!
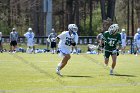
[114,74,136,77]
[64,75,93,78]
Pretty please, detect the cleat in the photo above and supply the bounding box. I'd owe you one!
[110,69,114,75]
[56,67,62,76]
[104,63,108,67]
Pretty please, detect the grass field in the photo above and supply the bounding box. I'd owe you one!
[0,52,140,93]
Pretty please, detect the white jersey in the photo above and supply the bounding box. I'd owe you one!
[57,31,76,54]
[120,32,127,47]
[24,32,35,46]
[134,33,140,48]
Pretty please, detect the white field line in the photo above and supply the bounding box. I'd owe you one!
[0,60,58,63]
[0,82,140,93]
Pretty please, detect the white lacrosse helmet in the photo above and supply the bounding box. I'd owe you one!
[108,24,119,35]
[122,29,125,32]
[28,28,32,32]
[52,28,55,31]
[68,24,78,33]
[137,28,140,34]
[0,32,2,35]
[12,28,16,31]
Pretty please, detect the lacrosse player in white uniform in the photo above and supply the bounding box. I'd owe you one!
[120,29,127,54]
[24,28,35,53]
[134,28,140,56]
[56,24,78,76]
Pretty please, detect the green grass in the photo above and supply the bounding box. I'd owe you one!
[0,52,140,93]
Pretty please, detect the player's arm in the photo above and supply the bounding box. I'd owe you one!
[71,33,78,46]
[48,34,52,41]
[112,34,122,55]
[56,31,66,40]
[100,33,105,47]
[117,34,122,50]
[24,33,28,38]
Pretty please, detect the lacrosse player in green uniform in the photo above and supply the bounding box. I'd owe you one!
[102,24,121,75]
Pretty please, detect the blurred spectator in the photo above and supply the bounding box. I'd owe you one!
[48,28,57,54]
[9,28,18,53]
[0,32,3,53]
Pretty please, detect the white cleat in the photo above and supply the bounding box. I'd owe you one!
[110,69,114,75]
[104,64,108,67]
[56,67,62,76]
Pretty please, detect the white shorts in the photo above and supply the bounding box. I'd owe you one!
[121,41,126,47]
[27,42,34,47]
[58,47,71,57]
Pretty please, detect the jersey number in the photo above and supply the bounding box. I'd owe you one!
[29,34,32,38]
[109,40,115,46]
[138,35,140,40]
[122,34,125,39]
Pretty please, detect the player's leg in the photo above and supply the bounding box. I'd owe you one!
[26,46,30,53]
[0,41,3,53]
[30,41,35,53]
[56,54,71,76]
[110,54,117,75]
[56,48,71,76]
[71,46,74,54]
[51,42,56,54]
[26,42,30,53]
[104,51,110,66]
[134,44,138,56]
[0,40,3,52]
[121,46,124,54]
[60,54,71,70]
[137,44,140,55]
[9,41,13,53]
[33,45,35,53]
[13,41,17,53]
[74,46,79,54]
[122,44,126,54]
[121,41,125,54]
[123,46,126,54]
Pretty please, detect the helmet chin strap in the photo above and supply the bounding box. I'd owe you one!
[72,31,76,35]
[69,29,76,34]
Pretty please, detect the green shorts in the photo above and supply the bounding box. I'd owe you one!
[104,50,113,58]
[104,50,119,58]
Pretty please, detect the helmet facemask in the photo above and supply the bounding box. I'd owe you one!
[68,24,78,34]
[108,24,119,35]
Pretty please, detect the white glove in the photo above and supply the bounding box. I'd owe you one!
[112,50,118,54]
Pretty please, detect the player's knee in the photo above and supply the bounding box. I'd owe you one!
[66,55,71,60]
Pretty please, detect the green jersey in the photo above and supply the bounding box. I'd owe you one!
[102,31,121,50]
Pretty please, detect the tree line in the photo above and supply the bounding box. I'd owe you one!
[0,0,140,36]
